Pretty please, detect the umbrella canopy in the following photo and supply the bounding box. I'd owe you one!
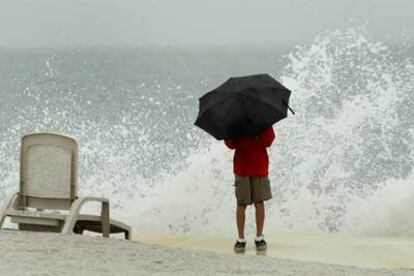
[194,74,293,140]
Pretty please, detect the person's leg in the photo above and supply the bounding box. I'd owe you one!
[254,201,267,250]
[234,175,251,240]
[254,202,265,237]
[236,204,247,239]
[251,176,271,242]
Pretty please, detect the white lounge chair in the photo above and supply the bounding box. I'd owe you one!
[0,133,131,240]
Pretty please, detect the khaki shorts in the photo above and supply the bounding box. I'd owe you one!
[234,175,272,205]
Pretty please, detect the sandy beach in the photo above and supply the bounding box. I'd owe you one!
[0,230,413,276]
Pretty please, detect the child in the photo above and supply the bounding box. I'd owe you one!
[224,126,275,252]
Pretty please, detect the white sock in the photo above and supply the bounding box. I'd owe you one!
[237,238,246,243]
[255,235,264,242]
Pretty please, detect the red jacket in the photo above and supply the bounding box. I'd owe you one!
[224,127,275,176]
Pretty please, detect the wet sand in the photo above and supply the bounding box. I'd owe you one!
[135,230,414,269]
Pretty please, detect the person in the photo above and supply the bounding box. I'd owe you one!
[224,126,275,253]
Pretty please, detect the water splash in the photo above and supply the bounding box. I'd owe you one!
[273,25,414,234]
[342,174,414,236]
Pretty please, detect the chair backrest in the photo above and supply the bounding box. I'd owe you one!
[19,133,78,210]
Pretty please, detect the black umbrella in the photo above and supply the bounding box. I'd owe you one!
[194,74,294,140]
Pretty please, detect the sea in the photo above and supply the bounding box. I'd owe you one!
[1,26,413,237]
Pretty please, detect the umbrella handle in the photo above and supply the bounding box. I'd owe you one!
[283,101,295,115]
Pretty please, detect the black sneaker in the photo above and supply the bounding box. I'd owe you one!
[255,239,267,251]
[234,240,246,253]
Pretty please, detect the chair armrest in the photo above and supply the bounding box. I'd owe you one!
[0,192,19,228]
[62,197,110,237]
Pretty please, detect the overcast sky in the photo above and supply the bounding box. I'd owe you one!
[0,0,412,48]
